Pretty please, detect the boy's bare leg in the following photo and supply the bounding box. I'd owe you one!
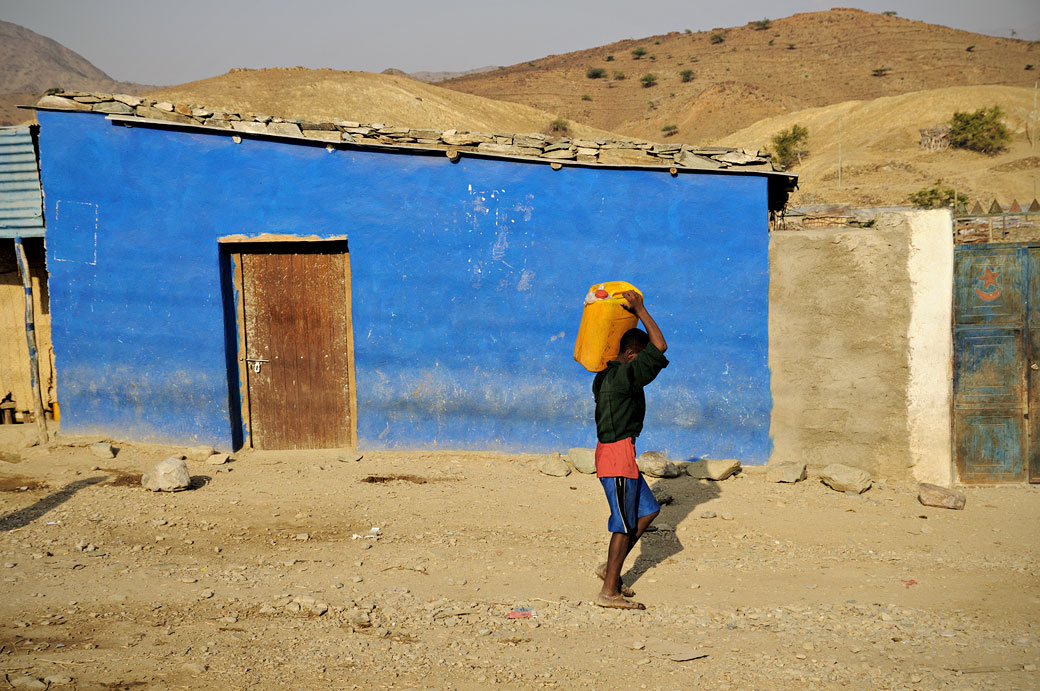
[597,510,659,608]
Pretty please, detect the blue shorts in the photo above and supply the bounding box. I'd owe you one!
[600,475,661,535]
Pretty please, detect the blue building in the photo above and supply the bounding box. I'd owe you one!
[32,93,794,462]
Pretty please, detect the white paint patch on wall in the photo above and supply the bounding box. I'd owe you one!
[905,209,954,486]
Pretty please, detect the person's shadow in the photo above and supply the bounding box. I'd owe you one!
[0,476,107,532]
[622,472,722,587]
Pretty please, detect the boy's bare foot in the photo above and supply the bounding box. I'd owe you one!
[594,593,646,610]
[595,563,635,597]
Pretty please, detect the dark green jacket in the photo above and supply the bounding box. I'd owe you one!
[593,343,669,443]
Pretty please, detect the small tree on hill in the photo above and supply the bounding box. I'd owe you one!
[661,124,678,136]
[613,70,626,80]
[949,106,1011,154]
[640,73,658,88]
[909,180,968,209]
[679,69,694,82]
[770,124,809,170]
[872,66,891,77]
[631,47,647,59]
[749,18,771,31]
[586,67,606,79]
[710,33,725,45]
[548,117,570,135]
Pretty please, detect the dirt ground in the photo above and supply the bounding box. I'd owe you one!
[1,428,1038,690]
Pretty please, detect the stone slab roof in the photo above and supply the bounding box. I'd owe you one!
[33,91,790,176]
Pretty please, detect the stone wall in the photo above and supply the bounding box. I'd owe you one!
[35,92,776,172]
[768,211,953,481]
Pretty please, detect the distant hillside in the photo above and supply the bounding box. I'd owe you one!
[0,20,152,125]
[145,67,626,139]
[716,85,1039,208]
[440,8,1039,144]
[406,66,501,83]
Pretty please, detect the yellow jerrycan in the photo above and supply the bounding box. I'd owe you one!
[573,281,642,372]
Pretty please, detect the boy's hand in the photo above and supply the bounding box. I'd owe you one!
[621,290,644,313]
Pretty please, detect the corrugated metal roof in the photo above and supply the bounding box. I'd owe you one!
[0,126,45,238]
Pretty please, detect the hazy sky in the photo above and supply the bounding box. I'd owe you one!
[2,0,1038,86]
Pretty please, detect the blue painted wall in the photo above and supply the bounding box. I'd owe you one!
[37,111,772,461]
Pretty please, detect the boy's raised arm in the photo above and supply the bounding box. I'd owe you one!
[621,291,667,354]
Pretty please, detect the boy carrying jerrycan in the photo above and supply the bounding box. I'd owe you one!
[574,282,668,609]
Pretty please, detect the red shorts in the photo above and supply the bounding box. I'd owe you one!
[595,438,639,479]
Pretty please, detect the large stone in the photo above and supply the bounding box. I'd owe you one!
[9,677,46,690]
[675,150,723,169]
[142,456,192,492]
[542,148,576,159]
[918,483,966,510]
[596,148,658,165]
[267,122,302,137]
[684,458,741,481]
[476,142,541,157]
[818,464,872,494]
[302,130,341,142]
[568,447,596,474]
[186,445,216,462]
[712,150,762,165]
[766,461,807,483]
[231,121,268,134]
[90,442,116,459]
[638,451,681,478]
[36,95,92,111]
[537,453,570,477]
[111,93,143,107]
[206,453,231,466]
[91,101,135,115]
[442,132,492,146]
[134,105,193,123]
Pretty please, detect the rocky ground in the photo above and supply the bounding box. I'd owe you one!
[1,428,1037,690]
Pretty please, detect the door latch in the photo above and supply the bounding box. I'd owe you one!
[246,358,269,373]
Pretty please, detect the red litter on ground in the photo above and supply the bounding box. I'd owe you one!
[507,608,534,619]
[900,579,918,589]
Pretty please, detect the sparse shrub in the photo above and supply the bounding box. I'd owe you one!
[710,33,725,45]
[787,43,796,50]
[966,45,975,52]
[586,67,607,79]
[605,54,614,62]
[768,39,775,46]
[1027,64,1035,71]
[882,10,897,16]
[872,66,891,77]
[654,40,660,45]
[949,106,1012,154]
[769,124,809,170]
[631,47,647,59]
[44,87,64,96]
[548,117,569,135]
[661,124,678,136]
[613,70,626,80]
[640,73,658,88]
[680,69,694,82]
[749,18,771,31]
[581,94,592,101]
[683,28,692,34]
[909,181,968,209]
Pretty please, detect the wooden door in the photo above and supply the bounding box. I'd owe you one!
[953,245,1031,482]
[238,243,354,449]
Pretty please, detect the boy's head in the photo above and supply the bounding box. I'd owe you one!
[618,328,650,363]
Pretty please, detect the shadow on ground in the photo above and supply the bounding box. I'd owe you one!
[0,475,107,532]
[623,475,722,587]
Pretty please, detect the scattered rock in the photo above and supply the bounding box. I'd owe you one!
[684,458,741,481]
[699,511,716,519]
[651,485,674,505]
[199,589,214,599]
[346,608,371,627]
[182,662,207,675]
[142,456,192,492]
[90,442,116,459]
[918,483,966,510]
[538,453,570,477]
[818,464,872,494]
[186,445,216,462]
[568,447,596,474]
[43,676,74,686]
[638,451,681,478]
[206,453,231,465]
[9,677,46,690]
[766,461,807,483]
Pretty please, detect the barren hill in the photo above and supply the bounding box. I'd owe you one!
[716,85,1039,209]
[440,8,1038,144]
[145,68,624,139]
[0,20,152,126]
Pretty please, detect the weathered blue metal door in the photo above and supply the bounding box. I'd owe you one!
[953,244,1036,483]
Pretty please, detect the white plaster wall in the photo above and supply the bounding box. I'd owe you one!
[904,210,954,485]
